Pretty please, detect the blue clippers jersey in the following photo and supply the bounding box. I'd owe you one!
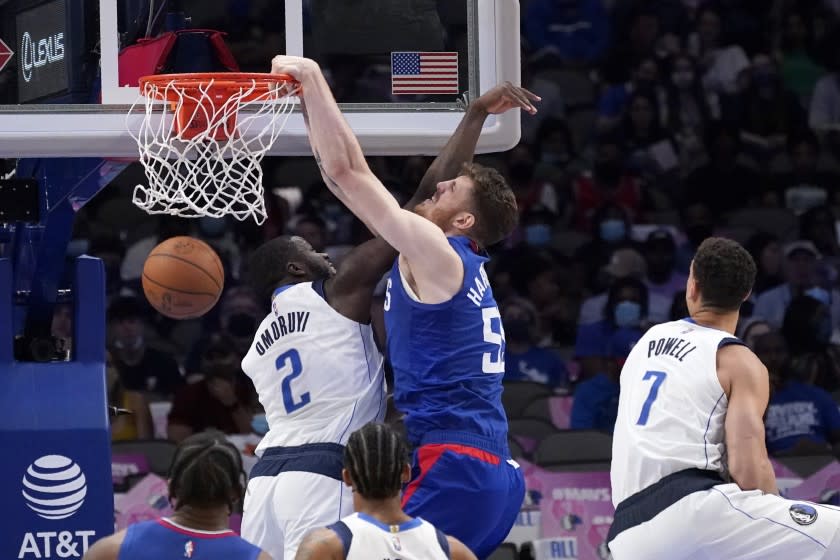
[117,519,261,560]
[384,236,509,452]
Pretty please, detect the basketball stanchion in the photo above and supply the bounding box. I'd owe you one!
[128,72,300,224]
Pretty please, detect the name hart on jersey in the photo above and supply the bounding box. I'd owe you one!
[647,336,697,362]
[466,264,491,307]
[255,311,311,355]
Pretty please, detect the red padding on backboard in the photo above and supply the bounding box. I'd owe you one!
[118,33,178,87]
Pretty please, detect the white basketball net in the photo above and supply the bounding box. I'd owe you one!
[128,76,299,224]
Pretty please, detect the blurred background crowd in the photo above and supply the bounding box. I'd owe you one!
[53,0,840,466]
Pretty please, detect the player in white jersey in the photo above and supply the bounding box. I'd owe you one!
[241,81,536,560]
[295,423,477,560]
[608,237,840,559]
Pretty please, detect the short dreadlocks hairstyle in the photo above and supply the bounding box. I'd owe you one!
[343,423,409,500]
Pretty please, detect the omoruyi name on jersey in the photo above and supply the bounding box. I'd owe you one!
[255,311,311,355]
[647,336,697,362]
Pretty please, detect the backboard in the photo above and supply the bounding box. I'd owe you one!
[0,0,521,157]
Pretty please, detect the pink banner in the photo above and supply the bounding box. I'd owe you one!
[528,468,614,560]
[114,473,243,533]
[111,453,150,486]
[787,461,840,505]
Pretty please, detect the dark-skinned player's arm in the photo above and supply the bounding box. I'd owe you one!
[717,344,779,495]
[448,535,479,560]
[279,56,538,322]
[294,528,344,560]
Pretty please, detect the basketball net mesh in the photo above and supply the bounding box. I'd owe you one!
[129,76,299,224]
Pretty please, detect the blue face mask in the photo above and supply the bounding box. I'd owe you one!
[525,224,552,246]
[806,287,831,306]
[600,219,626,243]
[251,414,269,436]
[614,300,642,327]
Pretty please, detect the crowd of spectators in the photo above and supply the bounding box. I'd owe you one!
[52,0,840,462]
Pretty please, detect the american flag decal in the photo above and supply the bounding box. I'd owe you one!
[391,52,459,95]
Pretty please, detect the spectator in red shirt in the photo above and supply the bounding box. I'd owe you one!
[168,333,256,443]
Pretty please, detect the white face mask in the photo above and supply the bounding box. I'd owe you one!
[114,335,144,351]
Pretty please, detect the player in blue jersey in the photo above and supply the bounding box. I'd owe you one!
[83,432,270,560]
[270,55,537,558]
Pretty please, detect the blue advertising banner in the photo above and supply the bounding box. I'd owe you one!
[0,257,113,559]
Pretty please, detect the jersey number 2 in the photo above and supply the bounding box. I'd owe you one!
[276,349,310,414]
[482,307,505,374]
[636,370,667,426]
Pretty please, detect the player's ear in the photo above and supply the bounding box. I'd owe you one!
[452,211,475,232]
[341,468,354,489]
[287,260,307,278]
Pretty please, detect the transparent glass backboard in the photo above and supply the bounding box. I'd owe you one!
[0,0,520,157]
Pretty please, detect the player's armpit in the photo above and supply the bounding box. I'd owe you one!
[718,344,778,495]
[447,536,479,560]
[294,529,344,560]
[324,237,395,323]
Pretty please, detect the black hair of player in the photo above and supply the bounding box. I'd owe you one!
[343,423,408,500]
[167,431,245,511]
[248,236,298,306]
[691,237,756,312]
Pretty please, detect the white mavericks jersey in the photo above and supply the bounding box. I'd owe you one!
[241,282,386,456]
[611,318,741,507]
[338,513,450,560]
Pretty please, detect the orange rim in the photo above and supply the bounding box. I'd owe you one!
[138,72,299,103]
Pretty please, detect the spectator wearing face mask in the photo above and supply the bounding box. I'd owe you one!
[574,276,649,380]
[661,53,720,172]
[577,248,672,326]
[570,325,641,433]
[185,287,262,373]
[572,134,642,233]
[168,333,257,443]
[501,298,569,390]
[755,331,840,457]
[783,295,840,392]
[107,296,183,399]
[754,241,840,334]
[506,143,560,217]
[574,203,638,291]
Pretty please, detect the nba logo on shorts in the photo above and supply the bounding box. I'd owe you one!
[184,541,195,558]
[789,504,818,525]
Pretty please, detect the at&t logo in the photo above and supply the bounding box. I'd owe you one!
[22,455,86,519]
[18,455,95,559]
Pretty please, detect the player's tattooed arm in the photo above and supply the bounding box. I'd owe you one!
[294,529,343,560]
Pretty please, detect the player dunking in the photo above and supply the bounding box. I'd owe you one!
[295,423,477,560]
[241,70,536,559]
[609,237,840,559]
[83,432,270,560]
[270,55,538,558]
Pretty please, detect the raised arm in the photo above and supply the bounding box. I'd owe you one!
[717,344,778,495]
[273,56,537,312]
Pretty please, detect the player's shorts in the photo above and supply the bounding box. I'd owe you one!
[401,434,525,560]
[242,443,353,560]
[608,468,840,560]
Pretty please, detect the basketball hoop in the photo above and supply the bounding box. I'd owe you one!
[128,72,300,224]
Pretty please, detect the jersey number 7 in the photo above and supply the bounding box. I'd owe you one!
[636,370,667,426]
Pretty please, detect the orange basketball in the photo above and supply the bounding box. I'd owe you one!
[142,236,224,319]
